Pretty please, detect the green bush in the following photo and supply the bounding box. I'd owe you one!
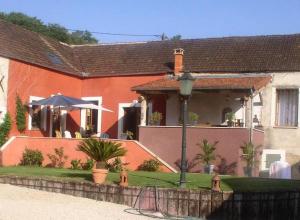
[20,148,44,166]
[70,159,81,170]
[81,159,94,170]
[138,159,161,171]
[0,113,12,147]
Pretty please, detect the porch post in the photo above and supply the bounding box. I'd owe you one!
[139,96,147,126]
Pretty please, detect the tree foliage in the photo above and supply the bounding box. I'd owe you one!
[0,113,12,147]
[161,33,182,41]
[15,94,26,133]
[0,12,98,44]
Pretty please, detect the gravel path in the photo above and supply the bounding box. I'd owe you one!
[0,184,158,220]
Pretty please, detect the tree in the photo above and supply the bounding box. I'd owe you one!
[15,95,26,133]
[0,12,98,44]
[170,35,182,40]
[161,33,182,41]
[0,113,12,147]
[70,30,98,44]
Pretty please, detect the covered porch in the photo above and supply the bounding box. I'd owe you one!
[131,74,272,175]
[133,74,272,129]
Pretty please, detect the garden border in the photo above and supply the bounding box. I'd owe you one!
[0,175,299,219]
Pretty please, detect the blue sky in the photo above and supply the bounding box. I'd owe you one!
[1,0,300,43]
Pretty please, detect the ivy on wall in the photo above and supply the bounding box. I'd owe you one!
[15,94,26,133]
[0,113,12,147]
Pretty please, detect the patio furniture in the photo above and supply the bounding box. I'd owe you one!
[64,130,72,138]
[119,133,128,140]
[100,133,109,139]
[75,132,82,139]
[55,130,62,138]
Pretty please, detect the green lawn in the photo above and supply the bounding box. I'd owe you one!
[0,166,299,192]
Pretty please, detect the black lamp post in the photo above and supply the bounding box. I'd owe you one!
[178,72,195,188]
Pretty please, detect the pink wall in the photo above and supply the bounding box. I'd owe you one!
[81,74,165,138]
[138,126,264,176]
[7,59,165,139]
[0,136,173,172]
[7,60,82,137]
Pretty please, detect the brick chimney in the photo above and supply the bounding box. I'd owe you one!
[173,48,184,75]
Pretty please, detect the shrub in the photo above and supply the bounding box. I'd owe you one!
[189,112,199,125]
[149,112,162,125]
[240,142,260,177]
[81,158,94,170]
[20,148,44,166]
[196,139,218,165]
[47,147,68,168]
[15,94,26,133]
[107,157,123,172]
[0,113,12,147]
[70,159,81,170]
[138,159,160,171]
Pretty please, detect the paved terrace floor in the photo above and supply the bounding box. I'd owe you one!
[0,184,157,220]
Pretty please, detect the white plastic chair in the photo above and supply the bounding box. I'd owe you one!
[64,130,72,138]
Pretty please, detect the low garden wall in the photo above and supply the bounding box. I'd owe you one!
[0,136,174,172]
[0,175,299,219]
[139,126,264,176]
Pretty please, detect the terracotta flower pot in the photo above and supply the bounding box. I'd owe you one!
[92,168,108,184]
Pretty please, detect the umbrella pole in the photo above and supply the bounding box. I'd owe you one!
[59,106,62,136]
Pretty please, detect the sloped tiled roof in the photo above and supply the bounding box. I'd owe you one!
[132,75,272,92]
[1,18,300,77]
[0,19,82,76]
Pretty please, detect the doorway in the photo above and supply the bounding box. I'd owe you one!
[51,110,60,137]
[85,101,98,136]
[123,107,141,140]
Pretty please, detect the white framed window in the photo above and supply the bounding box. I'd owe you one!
[28,96,47,131]
[275,89,299,127]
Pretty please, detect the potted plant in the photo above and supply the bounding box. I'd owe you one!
[226,112,235,127]
[189,112,199,125]
[77,138,127,184]
[196,139,218,174]
[149,112,162,125]
[240,142,260,177]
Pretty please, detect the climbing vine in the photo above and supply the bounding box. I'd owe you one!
[15,94,26,133]
[0,113,12,147]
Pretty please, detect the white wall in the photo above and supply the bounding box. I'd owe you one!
[0,57,9,123]
[166,92,247,126]
[262,72,300,153]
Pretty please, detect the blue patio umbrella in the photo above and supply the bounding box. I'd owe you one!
[29,93,93,107]
[29,93,112,136]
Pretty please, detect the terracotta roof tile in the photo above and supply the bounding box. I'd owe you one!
[0,19,82,76]
[1,19,300,77]
[132,75,272,91]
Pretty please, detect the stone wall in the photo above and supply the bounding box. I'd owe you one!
[0,175,299,219]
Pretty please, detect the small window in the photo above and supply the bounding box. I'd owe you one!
[276,89,299,127]
[47,52,63,65]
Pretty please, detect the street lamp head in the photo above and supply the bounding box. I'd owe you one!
[178,72,195,96]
